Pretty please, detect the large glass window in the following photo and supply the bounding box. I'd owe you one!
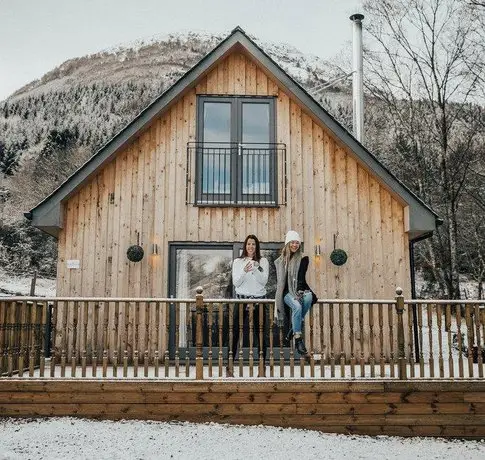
[168,242,281,349]
[196,96,276,204]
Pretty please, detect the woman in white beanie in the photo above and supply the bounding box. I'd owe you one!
[274,230,317,357]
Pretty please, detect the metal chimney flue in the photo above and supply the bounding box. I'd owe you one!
[350,13,364,143]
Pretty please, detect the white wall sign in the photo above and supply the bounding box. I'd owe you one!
[66,259,80,269]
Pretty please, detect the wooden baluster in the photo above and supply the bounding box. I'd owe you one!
[455,304,463,378]
[123,350,128,378]
[103,302,109,378]
[278,323,284,377]
[465,304,474,378]
[81,301,88,377]
[339,302,345,378]
[39,302,46,377]
[395,288,407,380]
[195,287,204,380]
[358,303,364,378]
[208,303,213,377]
[174,302,180,377]
[369,303,375,378]
[475,304,483,378]
[238,303,244,377]
[269,304,275,378]
[165,301,170,377]
[436,303,444,378]
[289,332,295,378]
[482,308,485,376]
[259,302,265,378]
[227,304,234,377]
[142,348,149,378]
[320,303,325,378]
[185,302,191,378]
[92,302,99,377]
[407,302,415,378]
[309,303,315,377]
[329,302,335,377]
[18,301,27,377]
[0,301,6,376]
[113,301,120,378]
[0,301,5,376]
[145,302,150,378]
[425,303,434,377]
[446,304,454,378]
[249,303,254,377]
[124,301,130,369]
[388,303,395,378]
[133,350,139,378]
[71,301,79,377]
[60,302,68,377]
[154,302,160,378]
[7,301,14,376]
[133,302,139,378]
[50,300,58,378]
[417,304,425,377]
[378,303,385,377]
[349,302,355,378]
[218,302,224,377]
[29,301,37,377]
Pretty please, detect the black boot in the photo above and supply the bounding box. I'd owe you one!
[285,328,294,344]
[295,337,308,356]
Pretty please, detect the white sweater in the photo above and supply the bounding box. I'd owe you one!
[232,257,269,297]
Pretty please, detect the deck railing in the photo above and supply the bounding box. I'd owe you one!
[1,289,484,379]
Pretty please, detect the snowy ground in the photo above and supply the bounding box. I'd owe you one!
[0,417,484,460]
[0,269,55,297]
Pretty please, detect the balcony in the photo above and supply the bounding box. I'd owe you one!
[186,142,287,207]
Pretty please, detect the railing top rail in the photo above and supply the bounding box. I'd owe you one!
[0,297,197,303]
[405,299,485,305]
[1,296,395,304]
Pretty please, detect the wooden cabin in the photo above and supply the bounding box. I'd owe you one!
[26,27,439,300]
[25,27,440,359]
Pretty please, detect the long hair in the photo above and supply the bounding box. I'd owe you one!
[240,234,261,262]
[281,242,302,267]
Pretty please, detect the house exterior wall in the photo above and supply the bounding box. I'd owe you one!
[57,50,410,301]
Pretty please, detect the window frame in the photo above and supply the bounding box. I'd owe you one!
[195,95,277,205]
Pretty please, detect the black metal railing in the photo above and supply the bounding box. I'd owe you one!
[186,142,287,206]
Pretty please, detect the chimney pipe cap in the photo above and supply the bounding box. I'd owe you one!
[349,13,365,22]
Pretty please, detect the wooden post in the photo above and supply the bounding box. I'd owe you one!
[395,287,407,380]
[195,286,204,380]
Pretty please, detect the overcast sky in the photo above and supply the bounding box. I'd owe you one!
[0,0,363,101]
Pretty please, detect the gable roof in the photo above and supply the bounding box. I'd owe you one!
[26,26,440,240]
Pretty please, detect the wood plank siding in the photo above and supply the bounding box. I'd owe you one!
[57,51,410,300]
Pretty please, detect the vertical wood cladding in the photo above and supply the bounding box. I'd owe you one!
[57,51,410,301]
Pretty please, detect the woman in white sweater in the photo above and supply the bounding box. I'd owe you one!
[230,234,269,374]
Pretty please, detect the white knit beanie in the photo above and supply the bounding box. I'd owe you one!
[285,230,301,245]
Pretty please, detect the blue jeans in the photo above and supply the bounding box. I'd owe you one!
[284,291,313,334]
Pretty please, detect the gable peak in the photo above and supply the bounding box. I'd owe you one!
[230,26,247,35]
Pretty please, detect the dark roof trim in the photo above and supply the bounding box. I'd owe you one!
[28,26,439,239]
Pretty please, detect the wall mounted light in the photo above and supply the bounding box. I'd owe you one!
[152,243,159,256]
[314,244,321,256]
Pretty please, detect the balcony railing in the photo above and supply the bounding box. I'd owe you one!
[1,290,484,379]
[186,142,287,206]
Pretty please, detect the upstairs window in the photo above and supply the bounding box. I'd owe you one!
[193,96,279,205]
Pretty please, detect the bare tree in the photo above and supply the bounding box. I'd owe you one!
[362,0,485,298]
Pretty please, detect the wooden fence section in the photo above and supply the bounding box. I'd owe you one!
[1,291,484,380]
[0,300,48,377]
[1,379,485,438]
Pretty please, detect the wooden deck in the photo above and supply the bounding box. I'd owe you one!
[1,379,485,438]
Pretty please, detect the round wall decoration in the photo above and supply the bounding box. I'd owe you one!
[330,248,348,266]
[127,245,144,262]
